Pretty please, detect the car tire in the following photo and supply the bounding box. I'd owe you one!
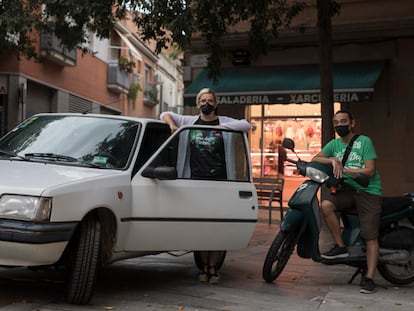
[65,216,102,305]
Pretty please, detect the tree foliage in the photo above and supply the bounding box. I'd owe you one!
[0,0,127,59]
[132,0,305,79]
[1,0,342,157]
[1,0,305,77]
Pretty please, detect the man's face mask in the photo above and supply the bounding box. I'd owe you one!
[334,125,351,137]
[200,103,215,115]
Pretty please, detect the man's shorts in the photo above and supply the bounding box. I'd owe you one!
[325,186,382,240]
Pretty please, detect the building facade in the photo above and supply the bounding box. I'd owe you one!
[0,13,183,136]
[183,0,414,195]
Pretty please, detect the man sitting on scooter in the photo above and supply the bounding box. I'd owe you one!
[312,110,382,294]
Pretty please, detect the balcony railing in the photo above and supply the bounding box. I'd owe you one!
[40,32,77,67]
[144,82,158,106]
[107,62,130,94]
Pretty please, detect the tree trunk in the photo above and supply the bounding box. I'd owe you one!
[317,0,335,146]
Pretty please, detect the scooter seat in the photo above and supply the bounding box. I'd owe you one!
[381,196,413,215]
[341,196,412,217]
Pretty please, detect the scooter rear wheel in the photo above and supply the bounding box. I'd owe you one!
[377,249,414,285]
[262,228,299,282]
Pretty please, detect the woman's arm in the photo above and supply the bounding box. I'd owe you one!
[218,116,250,132]
[160,112,179,133]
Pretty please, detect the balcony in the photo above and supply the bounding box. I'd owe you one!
[107,62,130,94]
[40,32,77,67]
[144,82,158,106]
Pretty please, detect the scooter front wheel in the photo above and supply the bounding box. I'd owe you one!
[262,228,299,282]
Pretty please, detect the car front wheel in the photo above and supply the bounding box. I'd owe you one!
[65,216,102,305]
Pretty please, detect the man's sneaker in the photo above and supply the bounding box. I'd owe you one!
[321,244,349,259]
[360,277,376,294]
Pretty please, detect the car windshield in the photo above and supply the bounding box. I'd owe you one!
[0,115,140,169]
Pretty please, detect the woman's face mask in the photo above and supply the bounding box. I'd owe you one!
[200,103,215,115]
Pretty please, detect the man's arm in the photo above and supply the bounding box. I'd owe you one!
[343,159,376,178]
[312,151,344,179]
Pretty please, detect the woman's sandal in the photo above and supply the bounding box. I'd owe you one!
[208,266,221,284]
[198,265,209,282]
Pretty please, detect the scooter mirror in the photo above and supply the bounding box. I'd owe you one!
[353,173,370,187]
[282,138,295,150]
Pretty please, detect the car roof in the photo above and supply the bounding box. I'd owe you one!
[31,112,164,125]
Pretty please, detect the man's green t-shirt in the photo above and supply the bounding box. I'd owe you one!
[321,135,382,196]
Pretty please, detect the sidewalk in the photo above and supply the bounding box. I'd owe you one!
[252,209,414,311]
[0,208,412,311]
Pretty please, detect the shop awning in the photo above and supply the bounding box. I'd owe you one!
[114,29,143,61]
[184,62,384,106]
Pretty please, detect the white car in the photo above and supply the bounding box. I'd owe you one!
[0,113,258,304]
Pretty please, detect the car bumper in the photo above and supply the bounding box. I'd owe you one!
[0,219,78,266]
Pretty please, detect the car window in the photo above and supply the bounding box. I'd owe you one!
[132,122,171,177]
[144,127,250,182]
[0,115,140,169]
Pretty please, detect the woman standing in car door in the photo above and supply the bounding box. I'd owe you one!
[160,87,250,283]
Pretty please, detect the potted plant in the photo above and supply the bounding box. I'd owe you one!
[128,82,142,108]
[118,56,136,73]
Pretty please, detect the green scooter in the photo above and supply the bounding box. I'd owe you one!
[262,138,414,285]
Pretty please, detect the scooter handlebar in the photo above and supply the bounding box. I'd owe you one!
[286,158,298,165]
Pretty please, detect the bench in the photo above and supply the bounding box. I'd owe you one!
[253,177,285,224]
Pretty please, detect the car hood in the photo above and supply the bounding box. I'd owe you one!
[0,159,119,196]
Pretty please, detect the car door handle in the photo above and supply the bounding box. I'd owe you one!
[239,190,253,198]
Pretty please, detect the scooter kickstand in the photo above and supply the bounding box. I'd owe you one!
[348,267,367,285]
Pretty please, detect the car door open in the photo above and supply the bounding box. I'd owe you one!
[126,125,258,251]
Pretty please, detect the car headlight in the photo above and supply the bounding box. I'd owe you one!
[0,195,52,221]
[306,167,330,183]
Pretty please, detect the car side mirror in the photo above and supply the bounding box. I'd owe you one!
[142,166,177,180]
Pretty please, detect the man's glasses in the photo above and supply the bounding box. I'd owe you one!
[199,99,215,104]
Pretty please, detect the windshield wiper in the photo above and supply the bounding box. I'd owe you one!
[0,149,30,161]
[24,153,104,168]
[25,153,79,162]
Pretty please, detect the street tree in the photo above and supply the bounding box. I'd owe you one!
[317,0,341,144]
[1,0,339,143]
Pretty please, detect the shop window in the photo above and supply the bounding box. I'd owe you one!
[249,103,340,178]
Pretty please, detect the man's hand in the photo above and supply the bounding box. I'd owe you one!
[330,157,343,179]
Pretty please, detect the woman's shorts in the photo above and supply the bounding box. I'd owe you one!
[325,186,382,240]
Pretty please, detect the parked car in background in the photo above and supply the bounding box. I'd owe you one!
[0,113,258,304]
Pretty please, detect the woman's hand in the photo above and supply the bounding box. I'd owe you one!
[169,123,178,133]
[162,114,179,133]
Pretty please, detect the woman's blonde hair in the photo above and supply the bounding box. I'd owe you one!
[196,88,217,104]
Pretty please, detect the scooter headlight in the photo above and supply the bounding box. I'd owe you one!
[306,167,330,183]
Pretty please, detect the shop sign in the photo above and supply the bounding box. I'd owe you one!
[185,91,372,106]
[217,95,270,105]
[290,92,362,103]
[217,91,370,104]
